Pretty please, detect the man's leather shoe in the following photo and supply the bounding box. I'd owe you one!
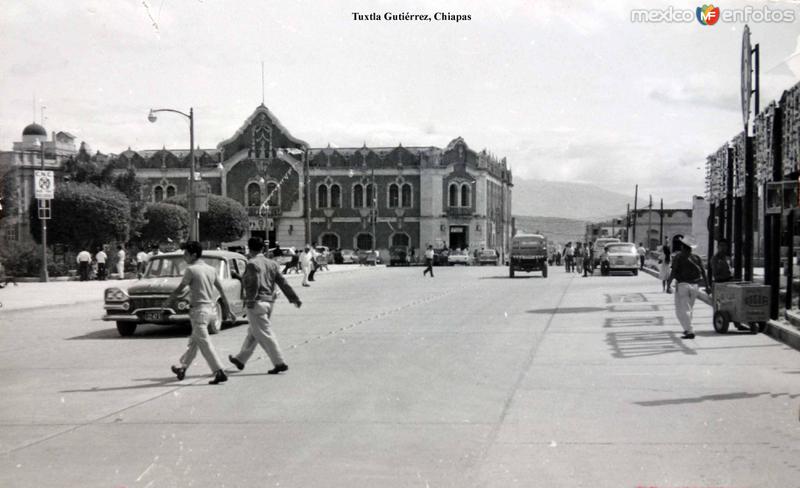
[681,332,696,339]
[171,365,186,381]
[229,355,245,371]
[209,370,228,385]
[268,364,289,375]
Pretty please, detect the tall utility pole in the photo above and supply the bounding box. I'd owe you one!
[659,198,664,246]
[37,140,49,283]
[632,185,639,243]
[647,194,653,250]
[625,203,631,242]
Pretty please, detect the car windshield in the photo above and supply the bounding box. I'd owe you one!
[513,238,544,248]
[144,256,223,278]
[606,244,636,253]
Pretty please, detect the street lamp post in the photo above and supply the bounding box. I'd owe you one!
[148,107,197,241]
[34,139,48,282]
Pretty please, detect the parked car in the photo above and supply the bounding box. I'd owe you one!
[447,249,471,265]
[389,246,411,266]
[340,249,359,264]
[357,249,381,265]
[509,233,548,278]
[102,250,247,337]
[594,237,621,267]
[600,242,639,276]
[477,249,500,266]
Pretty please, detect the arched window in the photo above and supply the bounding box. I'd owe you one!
[391,233,410,247]
[366,184,375,208]
[401,184,412,207]
[321,233,340,249]
[388,184,399,208]
[247,182,261,207]
[266,182,279,207]
[449,184,458,207]
[330,184,341,208]
[353,184,364,208]
[317,184,328,208]
[356,233,374,250]
[166,185,176,199]
[154,186,164,202]
[461,184,470,207]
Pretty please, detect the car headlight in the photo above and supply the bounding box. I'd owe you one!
[105,288,128,302]
[177,301,189,311]
[122,302,130,311]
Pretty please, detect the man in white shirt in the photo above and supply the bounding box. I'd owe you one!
[76,249,91,281]
[307,245,319,282]
[116,245,126,279]
[299,246,313,287]
[136,250,149,279]
[95,249,108,280]
[637,242,646,270]
[423,245,435,277]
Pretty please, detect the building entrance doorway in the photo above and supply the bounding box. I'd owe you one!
[449,225,468,250]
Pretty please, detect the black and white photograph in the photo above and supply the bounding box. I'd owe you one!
[1,1,799,486]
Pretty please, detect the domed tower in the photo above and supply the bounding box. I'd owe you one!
[21,122,47,145]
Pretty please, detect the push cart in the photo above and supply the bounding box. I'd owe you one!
[712,281,770,334]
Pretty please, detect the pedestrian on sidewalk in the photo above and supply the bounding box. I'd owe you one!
[307,243,319,282]
[563,242,574,272]
[667,235,710,340]
[637,242,646,270]
[300,245,312,287]
[165,241,235,385]
[95,248,107,280]
[583,242,594,277]
[423,245,435,277]
[76,249,91,281]
[658,243,672,293]
[116,245,126,279]
[136,249,148,279]
[228,237,302,375]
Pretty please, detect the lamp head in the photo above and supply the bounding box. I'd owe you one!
[147,110,157,123]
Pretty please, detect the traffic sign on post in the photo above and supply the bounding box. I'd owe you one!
[194,181,209,212]
[34,170,55,200]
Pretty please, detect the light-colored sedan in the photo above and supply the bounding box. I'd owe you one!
[600,243,639,276]
[340,249,359,264]
[102,250,248,336]
[447,249,472,266]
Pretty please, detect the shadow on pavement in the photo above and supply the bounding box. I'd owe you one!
[59,376,214,393]
[606,330,697,358]
[66,322,247,340]
[479,275,542,280]
[634,391,800,407]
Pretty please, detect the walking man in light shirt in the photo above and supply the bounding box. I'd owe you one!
[116,245,126,279]
[95,248,107,280]
[423,244,435,277]
[76,249,91,281]
[229,237,302,375]
[299,246,312,287]
[166,241,235,385]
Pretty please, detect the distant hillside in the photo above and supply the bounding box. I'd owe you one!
[512,178,634,221]
[512,215,587,246]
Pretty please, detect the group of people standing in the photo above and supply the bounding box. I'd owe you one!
[560,242,596,277]
[279,243,324,287]
[75,245,126,281]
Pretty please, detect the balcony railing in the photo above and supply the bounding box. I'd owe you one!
[447,207,473,218]
[247,206,282,217]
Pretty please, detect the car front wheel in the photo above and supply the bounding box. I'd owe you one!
[209,301,225,335]
[116,321,137,337]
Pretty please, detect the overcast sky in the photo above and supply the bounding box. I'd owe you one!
[2,0,799,203]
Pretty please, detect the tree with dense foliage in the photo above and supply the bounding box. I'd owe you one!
[165,194,248,244]
[29,182,130,250]
[139,203,188,245]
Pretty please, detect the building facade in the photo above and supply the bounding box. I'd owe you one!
[0,123,81,243]
[105,105,514,257]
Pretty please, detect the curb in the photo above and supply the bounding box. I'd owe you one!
[641,265,799,352]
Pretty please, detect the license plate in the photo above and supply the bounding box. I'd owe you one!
[144,311,163,322]
[615,258,625,264]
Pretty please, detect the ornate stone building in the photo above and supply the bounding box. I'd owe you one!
[4,105,514,259]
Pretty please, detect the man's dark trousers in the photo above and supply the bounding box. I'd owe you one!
[79,262,89,281]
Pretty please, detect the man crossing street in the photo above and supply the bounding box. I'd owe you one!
[229,237,302,375]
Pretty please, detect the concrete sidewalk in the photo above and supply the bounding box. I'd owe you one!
[0,264,368,312]
[641,265,800,351]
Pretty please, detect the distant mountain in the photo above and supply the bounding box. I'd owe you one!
[512,215,587,245]
[511,178,635,221]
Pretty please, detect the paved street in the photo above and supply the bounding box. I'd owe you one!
[0,265,798,487]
